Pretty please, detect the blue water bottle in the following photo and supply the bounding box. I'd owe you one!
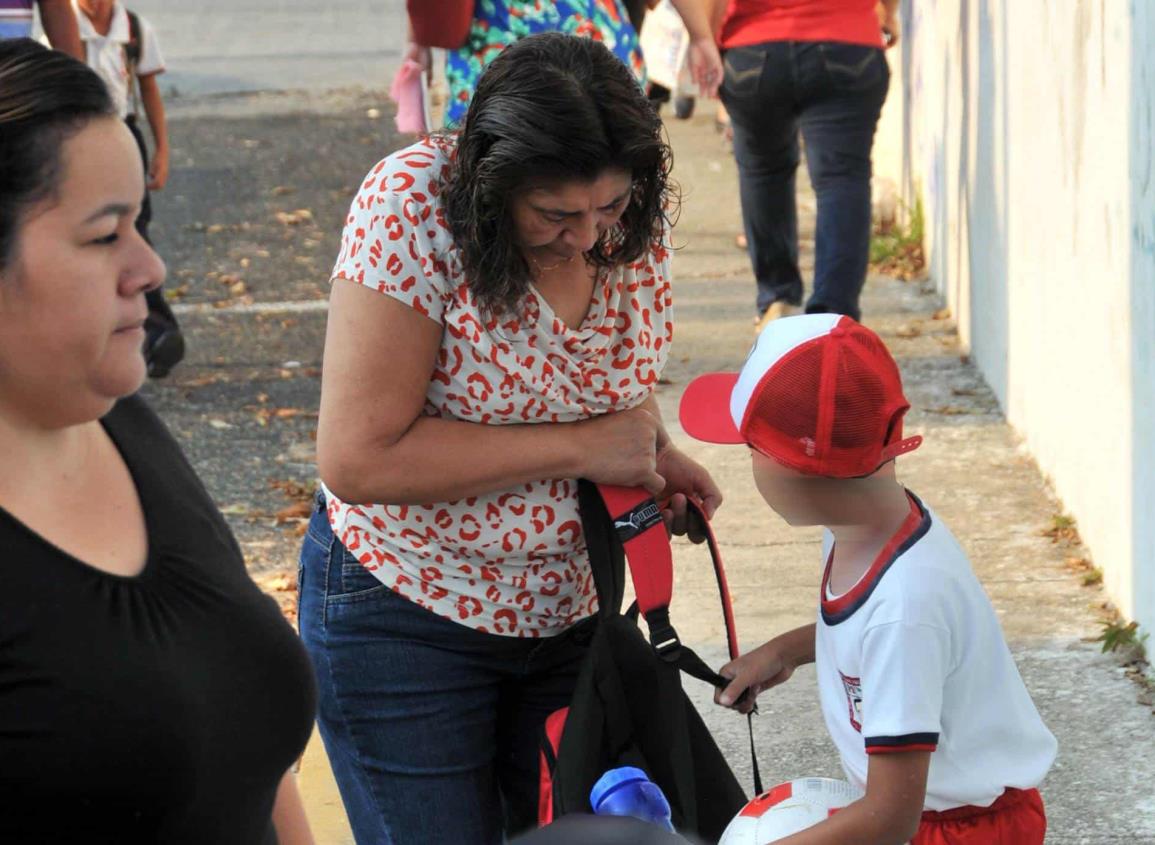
[589,766,675,832]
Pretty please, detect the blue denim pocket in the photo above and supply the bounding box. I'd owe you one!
[335,542,388,601]
[722,45,766,99]
[301,490,390,606]
[817,43,887,93]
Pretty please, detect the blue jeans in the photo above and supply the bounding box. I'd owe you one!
[721,40,890,321]
[297,493,590,845]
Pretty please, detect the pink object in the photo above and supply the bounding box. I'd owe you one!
[389,59,428,134]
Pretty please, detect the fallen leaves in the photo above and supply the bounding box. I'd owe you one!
[1042,514,1081,545]
[894,323,922,339]
[214,478,316,549]
[274,209,314,226]
[923,405,975,416]
[246,404,319,427]
[270,478,314,537]
[254,569,299,627]
[275,501,312,524]
[870,238,926,281]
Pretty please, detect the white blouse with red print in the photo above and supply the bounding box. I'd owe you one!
[325,136,674,637]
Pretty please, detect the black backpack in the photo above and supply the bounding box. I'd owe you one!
[537,482,761,842]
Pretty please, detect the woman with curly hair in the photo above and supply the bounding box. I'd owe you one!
[300,32,721,844]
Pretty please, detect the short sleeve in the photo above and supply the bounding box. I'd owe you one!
[859,621,951,754]
[331,149,454,325]
[136,15,165,77]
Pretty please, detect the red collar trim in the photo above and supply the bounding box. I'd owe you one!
[820,493,926,623]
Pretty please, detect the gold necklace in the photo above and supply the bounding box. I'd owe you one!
[529,251,579,274]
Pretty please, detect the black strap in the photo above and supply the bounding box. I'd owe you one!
[124,10,142,67]
[121,10,143,119]
[683,501,766,794]
[748,713,763,795]
[585,484,764,797]
[577,482,627,618]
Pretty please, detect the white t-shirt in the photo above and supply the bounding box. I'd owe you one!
[324,136,674,637]
[815,492,1057,811]
[74,1,163,119]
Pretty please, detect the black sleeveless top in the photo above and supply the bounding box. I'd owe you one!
[0,395,316,844]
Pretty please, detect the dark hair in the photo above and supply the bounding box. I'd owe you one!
[0,39,115,267]
[443,32,676,315]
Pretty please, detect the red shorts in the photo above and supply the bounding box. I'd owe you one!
[913,788,1046,845]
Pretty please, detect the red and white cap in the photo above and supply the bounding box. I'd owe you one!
[679,314,922,478]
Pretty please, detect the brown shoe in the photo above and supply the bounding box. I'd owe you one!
[753,301,800,334]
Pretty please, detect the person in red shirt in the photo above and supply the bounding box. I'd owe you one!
[716,0,899,329]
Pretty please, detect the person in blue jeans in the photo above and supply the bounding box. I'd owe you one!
[300,33,722,845]
[718,0,899,328]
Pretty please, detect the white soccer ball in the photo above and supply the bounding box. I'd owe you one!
[718,778,865,844]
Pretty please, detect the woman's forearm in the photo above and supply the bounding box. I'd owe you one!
[668,0,715,41]
[321,414,585,506]
[638,393,671,449]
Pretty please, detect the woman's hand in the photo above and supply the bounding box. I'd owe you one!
[654,444,722,542]
[686,36,724,98]
[402,41,432,71]
[576,407,666,494]
[668,0,725,96]
[876,1,900,48]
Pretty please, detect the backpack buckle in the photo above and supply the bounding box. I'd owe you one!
[644,607,682,661]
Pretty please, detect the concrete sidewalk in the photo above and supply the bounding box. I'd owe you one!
[145,97,1155,844]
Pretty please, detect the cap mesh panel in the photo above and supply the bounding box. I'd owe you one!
[744,326,909,475]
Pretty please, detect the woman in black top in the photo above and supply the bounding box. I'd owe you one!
[0,40,317,843]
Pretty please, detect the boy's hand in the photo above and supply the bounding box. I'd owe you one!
[148,146,169,191]
[716,640,796,713]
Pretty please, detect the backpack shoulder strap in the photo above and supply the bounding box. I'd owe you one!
[598,484,764,796]
[597,484,741,661]
[124,10,141,68]
[121,9,143,118]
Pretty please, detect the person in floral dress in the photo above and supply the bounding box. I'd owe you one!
[447,0,646,125]
[404,0,723,126]
[300,33,721,844]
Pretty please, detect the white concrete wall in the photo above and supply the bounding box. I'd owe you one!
[1131,0,1155,644]
[875,1,1155,634]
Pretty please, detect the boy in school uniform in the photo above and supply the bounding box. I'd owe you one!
[678,313,1057,845]
[73,0,183,377]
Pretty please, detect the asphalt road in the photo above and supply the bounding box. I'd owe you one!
[125,0,406,97]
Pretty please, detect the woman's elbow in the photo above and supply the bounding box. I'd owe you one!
[317,445,387,506]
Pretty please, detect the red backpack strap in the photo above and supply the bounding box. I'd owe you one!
[597,485,671,611]
[597,485,763,796]
[596,485,742,661]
